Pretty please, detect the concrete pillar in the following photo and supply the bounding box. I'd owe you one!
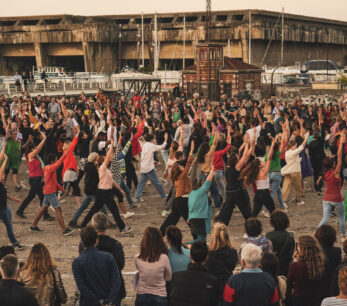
[34,43,48,67]
[240,27,249,63]
[82,42,91,72]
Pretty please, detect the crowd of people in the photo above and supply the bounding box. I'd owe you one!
[0,89,347,305]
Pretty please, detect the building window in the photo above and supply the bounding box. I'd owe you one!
[200,84,208,97]
[187,82,197,97]
[210,50,215,60]
[208,83,218,99]
[200,50,207,60]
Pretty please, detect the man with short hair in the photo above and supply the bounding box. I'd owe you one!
[223,243,279,306]
[72,226,120,306]
[78,213,126,306]
[169,241,218,306]
[0,254,38,306]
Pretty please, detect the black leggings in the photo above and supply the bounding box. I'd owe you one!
[80,189,125,230]
[17,177,44,213]
[252,189,275,217]
[216,189,251,226]
[160,197,189,236]
[126,162,138,190]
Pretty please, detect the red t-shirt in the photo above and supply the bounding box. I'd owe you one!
[323,170,343,202]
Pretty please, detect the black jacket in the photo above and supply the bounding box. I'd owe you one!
[330,258,347,296]
[205,247,238,299]
[84,162,99,195]
[0,279,38,306]
[169,263,218,306]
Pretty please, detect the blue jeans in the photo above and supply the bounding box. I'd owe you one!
[214,170,226,201]
[161,150,169,166]
[43,192,60,208]
[135,294,168,306]
[134,169,166,200]
[269,172,284,208]
[318,201,346,235]
[0,204,18,245]
[120,178,134,208]
[71,195,107,224]
[199,172,221,208]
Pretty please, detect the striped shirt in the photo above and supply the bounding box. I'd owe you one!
[321,297,347,306]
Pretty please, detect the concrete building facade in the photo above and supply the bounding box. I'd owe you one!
[0,10,346,74]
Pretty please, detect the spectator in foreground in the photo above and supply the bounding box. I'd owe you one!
[79,212,126,306]
[322,266,347,305]
[135,227,172,306]
[330,239,347,296]
[261,252,287,306]
[223,243,279,306]
[266,209,295,276]
[287,235,327,306]
[165,225,190,273]
[169,241,218,306]
[72,226,120,306]
[205,222,238,303]
[19,243,67,306]
[0,254,38,306]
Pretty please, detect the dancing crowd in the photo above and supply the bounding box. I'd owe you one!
[1,89,347,306]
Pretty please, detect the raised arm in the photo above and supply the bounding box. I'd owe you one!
[28,131,46,161]
[104,139,114,166]
[335,132,345,178]
[264,137,276,174]
[59,100,67,118]
[179,123,184,149]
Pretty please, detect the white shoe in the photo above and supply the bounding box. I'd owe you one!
[161,210,170,217]
[262,210,270,218]
[123,212,134,219]
[296,201,305,206]
[133,197,144,203]
[283,202,288,209]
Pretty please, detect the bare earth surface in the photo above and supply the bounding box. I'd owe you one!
[1,157,345,305]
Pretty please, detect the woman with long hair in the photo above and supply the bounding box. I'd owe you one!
[261,253,287,306]
[16,131,54,221]
[135,227,172,306]
[322,266,347,305]
[159,142,194,236]
[205,222,237,302]
[287,235,327,306]
[165,225,190,273]
[241,137,276,217]
[317,132,346,239]
[216,132,255,226]
[19,243,67,306]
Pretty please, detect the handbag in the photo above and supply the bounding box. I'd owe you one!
[51,269,62,306]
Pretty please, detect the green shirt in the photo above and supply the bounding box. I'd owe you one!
[173,112,181,123]
[265,150,281,172]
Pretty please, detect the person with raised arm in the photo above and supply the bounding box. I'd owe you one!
[0,138,24,250]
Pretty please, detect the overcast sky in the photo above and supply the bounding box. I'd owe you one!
[1,0,346,22]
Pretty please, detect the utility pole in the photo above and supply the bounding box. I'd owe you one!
[118,25,122,72]
[141,12,144,68]
[183,14,186,69]
[248,10,252,64]
[136,26,141,68]
[154,13,158,72]
[280,7,284,65]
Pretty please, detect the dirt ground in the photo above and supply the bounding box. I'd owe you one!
[1,157,346,305]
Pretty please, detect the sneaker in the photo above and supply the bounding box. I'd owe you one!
[296,201,305,206]
[62,228,75,236]
[130,204,139,209]
[29,226,43,232]
[43,214,55,221]
[16,210,26,219]
[133,197,144,203]
[12,243,25,251]
[283,202,288,209]
[120,226,132,233]
[262,210,270,218]
[15,185,22,192]
[123,212,135,219]
[108,222,117,229]
[161,210,170,217]
[68,221,80,229]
